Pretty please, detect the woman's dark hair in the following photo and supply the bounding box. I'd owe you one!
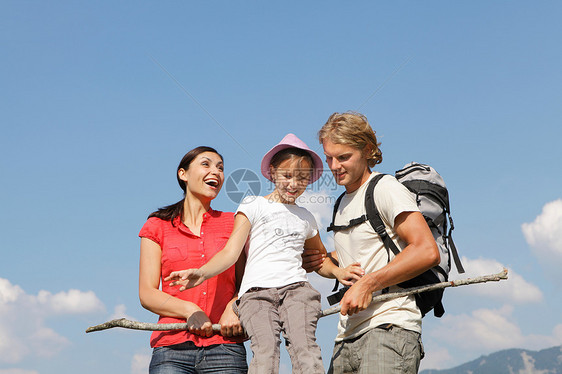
[148,146,223,224]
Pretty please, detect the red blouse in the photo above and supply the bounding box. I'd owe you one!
[139,209,245,347]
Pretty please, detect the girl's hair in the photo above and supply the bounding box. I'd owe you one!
[318,111,382,167]
[148,146,223,223]
[269,147,314,178]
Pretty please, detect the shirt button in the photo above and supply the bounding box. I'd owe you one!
[202,254,205,258]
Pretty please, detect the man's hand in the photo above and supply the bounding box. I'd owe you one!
[339,275,375,316]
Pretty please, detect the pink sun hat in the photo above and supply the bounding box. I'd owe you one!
[260,133,324,184]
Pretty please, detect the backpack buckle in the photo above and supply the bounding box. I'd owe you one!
[327,286,350,306]
[374,224,387,237]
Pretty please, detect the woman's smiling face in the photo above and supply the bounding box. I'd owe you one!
[178,151,225,202]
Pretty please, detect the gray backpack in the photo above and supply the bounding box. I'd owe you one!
[327,162,465,317]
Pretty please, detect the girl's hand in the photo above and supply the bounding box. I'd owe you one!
[335,262,364,286]
[165,269,206,291]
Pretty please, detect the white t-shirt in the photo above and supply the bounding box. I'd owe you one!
[333,172,422,340]
[235,196,318,296]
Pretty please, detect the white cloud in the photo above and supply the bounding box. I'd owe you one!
[0,325,28,364]
[29,327,71,358]
[450,257,543,304]
[522,199,562,267]
[554,324,562,342]
[0,278,106,364]
[131,352,151,374]
[110,304,136,321]
[37,289,104,314]
[0,279,24,304]
[424,306,562,370]
[419,347,452,372]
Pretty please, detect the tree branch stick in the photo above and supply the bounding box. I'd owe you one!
[86,269,508,333]
[86,319,222,333]
[321,268,508,317]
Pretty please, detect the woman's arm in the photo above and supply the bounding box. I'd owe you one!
[138,237,213,336]
[165,213,252,290]
[304,233,363,285]
[301,248,327,272]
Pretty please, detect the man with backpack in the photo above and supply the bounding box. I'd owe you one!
[317,111,441,374]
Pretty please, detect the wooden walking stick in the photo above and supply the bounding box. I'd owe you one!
[86,269,508,334]
[85,318,223,333]
[320,268,508,317]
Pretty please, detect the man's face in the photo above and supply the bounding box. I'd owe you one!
[322,139,371,193]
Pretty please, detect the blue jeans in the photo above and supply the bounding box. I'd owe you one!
[149,341,248,374]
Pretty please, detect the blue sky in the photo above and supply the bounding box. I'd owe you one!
[1,1,561,373]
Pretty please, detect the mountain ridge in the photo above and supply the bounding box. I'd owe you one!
[421,345,562,374]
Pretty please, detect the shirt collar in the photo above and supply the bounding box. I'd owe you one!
[174,208,216,236]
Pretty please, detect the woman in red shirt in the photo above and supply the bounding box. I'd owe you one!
[139,146,247,373]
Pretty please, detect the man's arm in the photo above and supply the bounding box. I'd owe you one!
[339,210,440,316]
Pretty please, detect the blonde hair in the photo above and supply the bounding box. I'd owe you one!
[318,112,382,167]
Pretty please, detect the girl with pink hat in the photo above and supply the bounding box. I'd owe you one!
[166,134,363,374]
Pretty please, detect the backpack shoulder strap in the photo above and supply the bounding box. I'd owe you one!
[365,174,401,257]
[446,216,466,273]
[327,191,368,232]
[326,190,354,298]
[327,191,346,232]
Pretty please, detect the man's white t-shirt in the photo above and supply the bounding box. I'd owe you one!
[236,196,318,296]
[333,172,422,341]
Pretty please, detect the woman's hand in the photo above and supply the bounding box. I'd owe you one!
[185,304,214,337]
[301,248,326,272]
[165,269,206,291]
[335,262,364,286]
[218,298,245,337]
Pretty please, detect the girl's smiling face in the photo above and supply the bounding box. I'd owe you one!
[270,157,312,204]
[178,151,224,202]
